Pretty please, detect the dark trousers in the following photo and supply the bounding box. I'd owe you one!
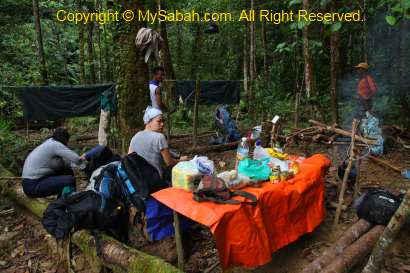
[22,169,76,198]
[354,98,372,119]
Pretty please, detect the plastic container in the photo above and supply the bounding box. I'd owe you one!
[253,139,271,161]
[235,137,249,171]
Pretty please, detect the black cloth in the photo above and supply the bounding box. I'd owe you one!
[16,84,115,120]
[175,80,240,106]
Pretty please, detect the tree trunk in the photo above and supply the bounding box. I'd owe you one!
[32,0,48,85]
[321,225,385,273]
[262,20,268,81]
[399,20,410,128]
[95,0,103,82]
[157,0,175,80]
[243,19,249,109]
[87,21,97,83]
[362,0,368,62]
[78,24,86,84]
[0,165,182,273]
[302,0,315,98]
[302,219,373,273]
[249,0,256,122]
[190,24,202,79]
[103,24,111,82]
[330,25,340,124]
[115,0,149,138]
[362,186,410,273]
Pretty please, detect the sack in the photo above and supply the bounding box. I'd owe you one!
[193,175,257,206]
[356,190,402,225]
[117,153,168,210]
[42,191,128,241]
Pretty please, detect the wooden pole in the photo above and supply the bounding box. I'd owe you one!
[368,155,402,173]
[302,219,373,273]
[173,211,185,270]
[334,119,359,226]
[353,159,361,200]
[192,79,200,149]
[321,225,385,273]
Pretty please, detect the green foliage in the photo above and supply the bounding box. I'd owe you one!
[385,15,397,25]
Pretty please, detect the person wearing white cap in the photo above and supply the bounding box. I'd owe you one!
[128,106,187,179]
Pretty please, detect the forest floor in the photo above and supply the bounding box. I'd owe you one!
[1,130,410,273]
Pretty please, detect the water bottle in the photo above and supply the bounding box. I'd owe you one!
[253,139,264,160]
[235,137,249,172]
[402,169,410,179]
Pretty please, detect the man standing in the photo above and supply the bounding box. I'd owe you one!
[354,62,378,119]
[149,66,167,111]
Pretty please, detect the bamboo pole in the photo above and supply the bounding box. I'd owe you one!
[334,119,359,226]
[192,79,200,149]
[353,159,361,200]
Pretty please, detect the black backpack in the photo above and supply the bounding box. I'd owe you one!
[84,146,121,179]
[42,191,129,242]
[116,153,168,211]
[356,190,402,225]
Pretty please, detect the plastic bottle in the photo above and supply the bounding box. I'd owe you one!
[253,139,266,160]
[235,137,249,172]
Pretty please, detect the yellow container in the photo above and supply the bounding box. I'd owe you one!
[172,161,202,191]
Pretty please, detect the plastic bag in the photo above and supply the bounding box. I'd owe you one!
[238,158,272,181]
[217,170,251,189]
[191,156,215,175]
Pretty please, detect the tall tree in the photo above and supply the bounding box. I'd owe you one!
[32,0,48,85]
[302,0,315,98]
[330,4,341,124]
[115,0,149,136]
[157,0,175,79]
[190,24,202,79]
[79,24,86,84]
[87,21,96,83]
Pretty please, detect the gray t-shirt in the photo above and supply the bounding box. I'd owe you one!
[22,138,81,179]
[129,130,168,177]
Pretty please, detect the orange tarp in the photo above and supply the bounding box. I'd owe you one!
[152,154,331,269]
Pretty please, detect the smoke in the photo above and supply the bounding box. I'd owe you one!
[338,14,409,127]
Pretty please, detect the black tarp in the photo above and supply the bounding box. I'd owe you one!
[174,80,240,106]
[16,84,115,120]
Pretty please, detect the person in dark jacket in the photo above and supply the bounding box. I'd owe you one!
[22,128,86,198]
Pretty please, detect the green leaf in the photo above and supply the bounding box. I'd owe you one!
[385,15,397,25]
[288,0,302,7]
[331,22,342,32]
[297,19,310,29]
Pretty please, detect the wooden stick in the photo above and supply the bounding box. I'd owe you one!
[186,141,240,154]
[309,120,377,145]
[368,155,402,173]
[192,79,200,149]
[173,211,185,270]
[353,159,361,200]
[334,119,359,226]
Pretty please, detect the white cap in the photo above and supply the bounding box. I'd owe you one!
[242,137,247,142]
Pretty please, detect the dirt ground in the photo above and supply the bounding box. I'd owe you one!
[1,132,410,273]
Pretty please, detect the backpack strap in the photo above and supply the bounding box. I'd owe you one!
[231,190,258,206]
[193,193,243,205]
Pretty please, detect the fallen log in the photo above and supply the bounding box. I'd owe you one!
[309,120,377,145]
[320,225,385,273]
[361,186,410,273]
[169,132,216,145]
[170,131,214,139]
[301,219,373,273]
[368,155,402,173]
[0,165,182,273]
[186,141,240,154]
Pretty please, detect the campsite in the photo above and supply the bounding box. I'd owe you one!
[0,1,410,273]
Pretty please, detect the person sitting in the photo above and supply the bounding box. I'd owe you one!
[128,106,187,181]
[22,128,86,198]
